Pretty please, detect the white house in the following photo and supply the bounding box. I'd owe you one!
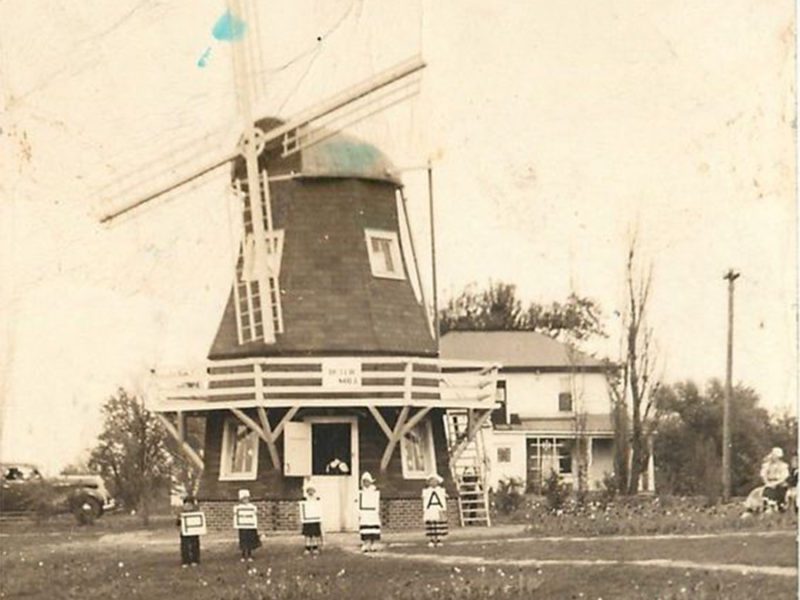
[441,330,638,493]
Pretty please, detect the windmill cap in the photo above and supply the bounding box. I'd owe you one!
[427,473,443,484]
[771,447,784,459]
[238,489,251,500]
[361,472,374,483]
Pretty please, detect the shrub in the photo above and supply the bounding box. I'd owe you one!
[598,471,619,505]
[493,477,525,515]
[542,471,569,511]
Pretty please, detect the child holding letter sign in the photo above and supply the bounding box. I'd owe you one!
[299,484,323,555]
[176,496,205,567]
[234,489,261,562]
[358,472,381,553]
[423,473,448,547]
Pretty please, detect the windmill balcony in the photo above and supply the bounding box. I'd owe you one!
[147,357,499,412]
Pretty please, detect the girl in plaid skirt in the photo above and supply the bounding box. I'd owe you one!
[423,473,448,547]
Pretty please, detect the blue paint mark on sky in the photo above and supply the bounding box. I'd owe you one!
[196,46,212,68]
[212,10,247,42]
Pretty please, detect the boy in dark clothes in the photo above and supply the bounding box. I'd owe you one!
[176,496,201,567]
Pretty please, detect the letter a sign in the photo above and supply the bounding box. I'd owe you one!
[423,487,446,521]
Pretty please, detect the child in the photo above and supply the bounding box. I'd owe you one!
[358,472,381,553]
[176,496,201,568]
[234,489,261,562]
[299,484,323,555]
[422,473,448,548]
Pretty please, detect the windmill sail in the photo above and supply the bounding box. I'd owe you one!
[97,57,425,224]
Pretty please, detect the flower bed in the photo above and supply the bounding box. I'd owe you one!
[492,494,797,536]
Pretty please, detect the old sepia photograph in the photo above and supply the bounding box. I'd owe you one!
[0,1,797,598]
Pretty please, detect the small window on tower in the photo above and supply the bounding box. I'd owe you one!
[364,229,405,280]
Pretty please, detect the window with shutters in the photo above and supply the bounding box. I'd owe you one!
[401,420,435,478]
[364,229,405,280]
[219,419,259,481]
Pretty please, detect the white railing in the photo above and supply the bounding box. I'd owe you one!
[148,356,499,411]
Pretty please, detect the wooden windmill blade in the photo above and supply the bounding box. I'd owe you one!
[97,56,426,224]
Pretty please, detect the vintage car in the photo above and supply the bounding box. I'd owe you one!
[0,463,114,522]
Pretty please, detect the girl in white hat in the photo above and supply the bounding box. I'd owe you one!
[234,489,261,561]
[422,473,448,547]
[358,472,381,552]
[299,484,323,556]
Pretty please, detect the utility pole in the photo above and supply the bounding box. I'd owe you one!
[428,161,439,343]
[722,269,740,502]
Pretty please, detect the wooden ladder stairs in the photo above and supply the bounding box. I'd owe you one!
[444,410,492,527]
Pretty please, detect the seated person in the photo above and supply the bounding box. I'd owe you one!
[761,447,790,510]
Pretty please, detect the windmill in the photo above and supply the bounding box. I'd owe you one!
[98,1,497,531]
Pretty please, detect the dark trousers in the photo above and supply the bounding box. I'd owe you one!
[180,536,200,564]
[764,484,788,508]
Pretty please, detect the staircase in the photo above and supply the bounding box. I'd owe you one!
[444,410,492,527]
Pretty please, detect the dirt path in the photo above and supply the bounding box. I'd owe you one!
[363,549,798,578]
[387,528,797,547]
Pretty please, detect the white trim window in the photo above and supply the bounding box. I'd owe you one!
[219,419,259,481]
[364,229,405,280]
[401,420,436,478]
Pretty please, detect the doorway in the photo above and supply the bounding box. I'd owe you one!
[305,417,358,532]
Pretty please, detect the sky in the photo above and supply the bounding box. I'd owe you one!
[0,0,796,473]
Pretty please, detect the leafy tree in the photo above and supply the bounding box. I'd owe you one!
[654,379,797,498]
[88,388,171,524]
[439,281,605,341]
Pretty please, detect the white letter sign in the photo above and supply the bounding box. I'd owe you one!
[234,505,258,529]
[180,511,207,536]
[322,358,362,390]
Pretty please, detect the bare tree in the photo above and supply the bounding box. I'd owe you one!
[609,238,661,494]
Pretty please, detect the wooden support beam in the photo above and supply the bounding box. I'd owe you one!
[450,409,493,467]
[156,413,204,472]
[273,406,300,439]
[231,408,281,470]
[368,406,393,439]
[255,407,282,470]
[380,406,410,471]
[400,406,432,437]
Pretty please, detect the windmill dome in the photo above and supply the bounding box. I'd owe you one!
[301,133,399,184]
[232,118,400,185]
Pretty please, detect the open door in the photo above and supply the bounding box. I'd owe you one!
[283,421,312,477]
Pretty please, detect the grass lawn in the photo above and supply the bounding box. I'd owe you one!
[1,516,796,599]
[393,532,798,568]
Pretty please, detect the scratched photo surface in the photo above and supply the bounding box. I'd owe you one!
[0,2,796,599]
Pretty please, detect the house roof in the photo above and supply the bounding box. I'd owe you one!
[439,330,605,370]
[494,414,614,436]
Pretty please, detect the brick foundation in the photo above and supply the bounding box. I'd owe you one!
[201,497,458,532]
[203,499,299,531]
